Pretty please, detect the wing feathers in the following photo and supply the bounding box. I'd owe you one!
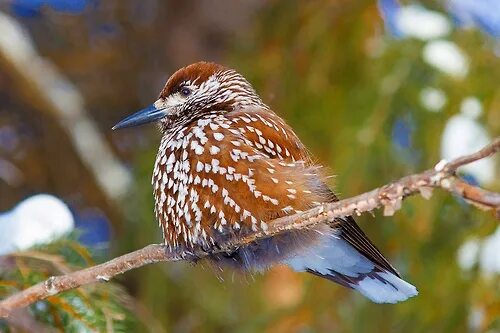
[338,216,400,277]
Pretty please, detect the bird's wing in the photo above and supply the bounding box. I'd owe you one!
[337,215,399,276]
[169,107,414,303]
[160,107,335,249]
[223,108,400,276]
[167,107,397,277]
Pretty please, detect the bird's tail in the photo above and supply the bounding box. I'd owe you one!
[284,225,418,304]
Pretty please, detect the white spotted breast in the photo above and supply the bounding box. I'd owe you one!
[152,108,332,251]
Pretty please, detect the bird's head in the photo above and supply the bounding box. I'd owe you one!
[113,62,266,132]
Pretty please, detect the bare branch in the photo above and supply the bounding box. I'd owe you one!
[0,245,183,317]
[0,138,498,318]
[444,137,500,172]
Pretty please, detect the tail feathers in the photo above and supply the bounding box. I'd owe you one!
[284,232,418,304]
[307,267,418,304]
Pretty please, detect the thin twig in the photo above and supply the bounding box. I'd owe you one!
[444,137,500,172]
[0,138,498,318]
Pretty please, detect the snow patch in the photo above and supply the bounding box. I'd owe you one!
[423,40,469,78]
[0,194,75,255]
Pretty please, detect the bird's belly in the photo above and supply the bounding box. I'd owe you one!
[149,114,332,256]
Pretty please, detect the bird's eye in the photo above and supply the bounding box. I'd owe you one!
[180,87,191,97]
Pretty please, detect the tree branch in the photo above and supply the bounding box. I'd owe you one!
[0,138,498,318]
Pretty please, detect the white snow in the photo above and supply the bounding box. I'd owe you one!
[456,238,480,271]
[396,5,451,41]
[460,96,483,119]
[468,306,485,331]
[423,40,469,78]
[0,194,74,255]
[457,226,500,277]
[440,97,494,184]
[479,227,500,276]
[420,87,447,112]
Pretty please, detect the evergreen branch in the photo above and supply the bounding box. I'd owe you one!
[0,138,498,318]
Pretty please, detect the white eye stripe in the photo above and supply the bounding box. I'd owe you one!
[155,94,185,108]
[157,71,268,132]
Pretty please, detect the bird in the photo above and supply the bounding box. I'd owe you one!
[113,61,418,303]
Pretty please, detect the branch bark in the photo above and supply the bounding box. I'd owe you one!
[0,138,498,318]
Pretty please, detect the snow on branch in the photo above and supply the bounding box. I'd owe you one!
[0,138,498,318]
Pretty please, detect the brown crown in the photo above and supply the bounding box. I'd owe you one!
[159,62,227,99]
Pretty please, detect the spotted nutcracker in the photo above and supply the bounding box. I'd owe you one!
[113,62,417,303]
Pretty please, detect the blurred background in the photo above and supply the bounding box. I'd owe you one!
[0,0,499,332]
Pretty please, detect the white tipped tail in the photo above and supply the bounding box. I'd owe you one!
[284,227,418,304]
[354,271,418,304]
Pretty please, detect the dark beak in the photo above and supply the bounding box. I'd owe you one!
[112,104,168,130]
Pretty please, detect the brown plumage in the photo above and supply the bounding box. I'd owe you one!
[113,61,418,303]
